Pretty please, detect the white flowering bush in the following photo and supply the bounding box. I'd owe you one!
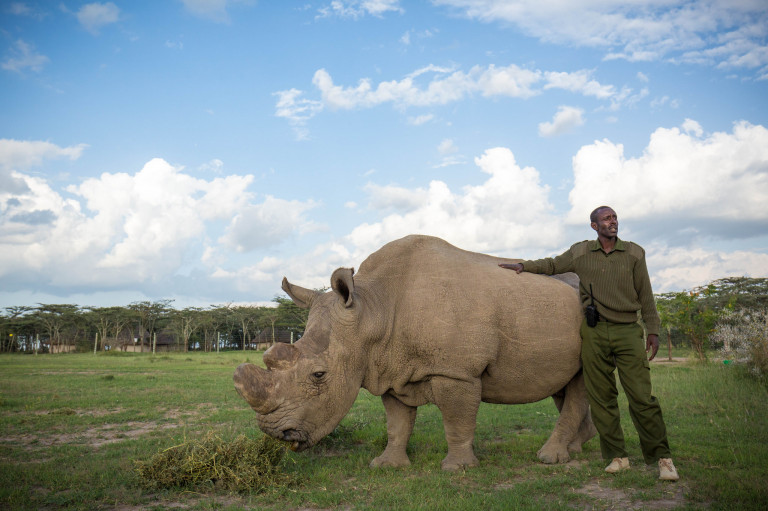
[712,309,768,377]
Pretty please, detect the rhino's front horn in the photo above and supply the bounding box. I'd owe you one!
[233,363,275,414]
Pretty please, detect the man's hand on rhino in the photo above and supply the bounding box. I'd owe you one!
[499,263,524,273]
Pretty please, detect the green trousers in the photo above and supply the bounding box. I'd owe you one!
[580,319,672,464]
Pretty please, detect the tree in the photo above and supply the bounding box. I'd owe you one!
[33,304,81,353]
[168,307,203,352]
[230,305,260,351]
[663,290,721,362]
[128,300,174,353]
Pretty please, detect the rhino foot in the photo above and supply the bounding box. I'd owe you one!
[567,440,583,455]
[537,441,571,464]
[370,451,411,468]
[441,453,479,471]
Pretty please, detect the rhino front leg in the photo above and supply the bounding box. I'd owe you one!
[370,393,416,468]
[432,377,481,471]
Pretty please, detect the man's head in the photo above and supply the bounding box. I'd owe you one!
[590,206,618,239]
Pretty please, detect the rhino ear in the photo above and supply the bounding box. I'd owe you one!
[282,277,321,309]
[331,267,355,308]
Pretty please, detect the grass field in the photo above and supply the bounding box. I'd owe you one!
[1,350,766,510]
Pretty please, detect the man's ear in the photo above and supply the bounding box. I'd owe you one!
[590,222,598,232]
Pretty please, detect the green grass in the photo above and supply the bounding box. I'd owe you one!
[1,351,766,510]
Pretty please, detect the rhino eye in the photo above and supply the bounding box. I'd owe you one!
[312,371,326,380]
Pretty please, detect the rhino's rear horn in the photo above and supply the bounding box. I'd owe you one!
[263,342,301,370]
[282,277,322,309]
[233,363,275,414]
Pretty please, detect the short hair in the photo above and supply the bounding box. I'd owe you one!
[590,206,613,223]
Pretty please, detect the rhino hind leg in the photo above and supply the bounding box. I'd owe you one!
[537,370,594,464]
[370,393,417,468]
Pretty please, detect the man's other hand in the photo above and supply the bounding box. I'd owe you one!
[498,263,524,273]
[646,334,660,361]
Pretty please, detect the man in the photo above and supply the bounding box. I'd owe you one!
[499,206,679,481]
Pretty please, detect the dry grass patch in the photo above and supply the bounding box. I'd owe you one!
[134,431,289,493]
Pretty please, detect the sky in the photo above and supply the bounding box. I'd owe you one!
[1,0,767,309]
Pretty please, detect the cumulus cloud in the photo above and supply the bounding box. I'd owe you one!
[0,139,87,194]
[1,39,49,74]
[0,155,317,296]
[76,2,120,34]
[434,0,768,77]
[346,147,562,259]
[538,106,585,137]
[220,196,321,252]
[650,245,768,293]
[567,119,768,240]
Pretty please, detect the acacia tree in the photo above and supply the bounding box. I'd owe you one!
[2,306,34,352]
[33,304,80,353]
[128,300,174,352]
[230,305,260,351]
[168,307,203,351]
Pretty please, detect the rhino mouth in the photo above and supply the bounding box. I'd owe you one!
[278,428,311,452]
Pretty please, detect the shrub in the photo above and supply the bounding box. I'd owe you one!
[712,309,768,377]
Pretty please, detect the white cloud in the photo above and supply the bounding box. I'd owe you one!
[276,65,621,132]
[1,39,49,73]
[76,2,120,34]
[407,114,434,125]
[650,245,768,293]
[347,147,562,259]
[567,120,768,240]
[433,0,768,76]
[311,65,539,110]
[317,0,403,19]
[538,106,585,137]
[0,139,87,194]
[0,139,88,170]
[219,196,321,252]
[273,88,324,140]
[0,156,318,296]
[180,0,239,23]
[437,138,458,155]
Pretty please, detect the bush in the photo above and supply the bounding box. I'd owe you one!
[712,309,768,377]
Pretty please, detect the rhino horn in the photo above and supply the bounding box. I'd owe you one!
[263,342,302,370]
[233,363,275,414]
[331,267,355,308]
[282,277,322,309]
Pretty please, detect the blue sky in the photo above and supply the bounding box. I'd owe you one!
[1,0,767,308]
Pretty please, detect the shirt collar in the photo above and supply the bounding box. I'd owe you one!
[590,238,626,252]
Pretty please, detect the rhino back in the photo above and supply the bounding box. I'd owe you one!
[355,235,582,404]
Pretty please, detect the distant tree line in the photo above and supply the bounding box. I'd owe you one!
[2,277,767,366]
[655,277,768,368]
[0,296,311,354]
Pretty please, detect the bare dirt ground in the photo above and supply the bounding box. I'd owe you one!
[574,479,689,510]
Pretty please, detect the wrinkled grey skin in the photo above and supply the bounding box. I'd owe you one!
[234,235,595,470]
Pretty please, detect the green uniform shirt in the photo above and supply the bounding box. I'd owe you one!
[521,238,661,335]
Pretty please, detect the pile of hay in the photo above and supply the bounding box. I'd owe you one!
[135,431,289,492]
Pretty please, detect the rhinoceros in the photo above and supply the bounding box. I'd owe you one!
[234,235,595,470]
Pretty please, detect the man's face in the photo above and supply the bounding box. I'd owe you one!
[591,208,618,238]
